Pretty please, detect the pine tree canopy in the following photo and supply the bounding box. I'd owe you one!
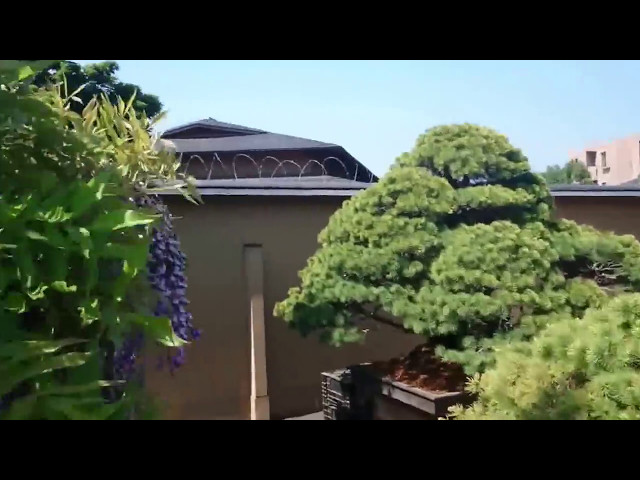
[453,293,640,420]
[274,124,640,374]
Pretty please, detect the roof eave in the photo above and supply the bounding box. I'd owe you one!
[551,190,640,197]
[157,183,640,199]
[160,188,362,197]
[174,145,340,154]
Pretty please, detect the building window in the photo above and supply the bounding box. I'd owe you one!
[600,151,607,167]
[586,151,596,167]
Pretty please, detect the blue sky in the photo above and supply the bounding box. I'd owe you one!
[78,60,640,176]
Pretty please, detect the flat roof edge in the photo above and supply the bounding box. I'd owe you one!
[158,184,640,199]
[160,188,361,197]
[551,191,640,197]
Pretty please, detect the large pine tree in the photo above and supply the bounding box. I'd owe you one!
[275,124,640,375]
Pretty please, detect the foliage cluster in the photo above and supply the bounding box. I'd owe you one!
[0,61,195,419]
[453,293,640,420]
[540,160,592,185]
[32,60,163,120]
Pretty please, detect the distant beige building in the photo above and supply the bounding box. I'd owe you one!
[570,134,640,185]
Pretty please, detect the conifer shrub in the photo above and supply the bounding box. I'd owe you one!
[452,294,640,420]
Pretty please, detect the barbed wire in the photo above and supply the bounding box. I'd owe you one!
[176,152,375,182]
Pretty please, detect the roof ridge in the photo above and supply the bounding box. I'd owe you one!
[163,118,267,137]
[164,118,342,148]
[160,132,338,151]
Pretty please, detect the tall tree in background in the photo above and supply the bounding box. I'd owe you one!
[32,61,163,119]
[540,159,593,185]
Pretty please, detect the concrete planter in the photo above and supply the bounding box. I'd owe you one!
[321,364,471,420]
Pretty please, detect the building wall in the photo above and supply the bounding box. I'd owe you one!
[144,195,421,420]
[569,134,640,185]
[144,193,640,420]
[553,196,640,237]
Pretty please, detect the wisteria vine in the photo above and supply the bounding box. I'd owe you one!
[113,194,200,381]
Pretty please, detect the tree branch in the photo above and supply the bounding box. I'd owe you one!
[350,303,414,334]
[370,313,414,333]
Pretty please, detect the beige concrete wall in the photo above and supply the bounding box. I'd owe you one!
[144,193,640,420]
[553,196,640,237]
[144,195,421,420]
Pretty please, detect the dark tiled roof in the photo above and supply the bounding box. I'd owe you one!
[163,118,266,137]
[159,133,338,153]
[157,118,378,182]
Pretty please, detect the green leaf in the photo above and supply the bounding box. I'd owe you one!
[43,396,121,420]
[0,311,23,341]
[43,245,69,282]
[0,380,123,420]
[0,61,56,83]
[25,230,48,242]
[78,299,100,326]
[15,246,36,289]
[68,177,108,218]
[25,227,67,249]
[125,91,137,113]
[123,313,188,347]
[1,395,38,420]
[0,338,88,363]
[37,171,59,195]
[111,260,138,300]
[66,226,92,258]
[103,241,149,270]
[51,280,77,293]
[85,254,99,291]
[65,345,102,385]
[18,65,35,81]
[5,292,26,313]
[37,206,73,223]
[26,283,48,300]
[0,351,92,397]
[90,209,157,232]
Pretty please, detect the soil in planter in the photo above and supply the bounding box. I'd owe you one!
[370,344,468,393]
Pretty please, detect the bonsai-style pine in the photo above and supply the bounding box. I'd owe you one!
[275,124,640,375]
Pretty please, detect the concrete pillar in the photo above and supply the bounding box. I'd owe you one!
[243,245,270,420]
